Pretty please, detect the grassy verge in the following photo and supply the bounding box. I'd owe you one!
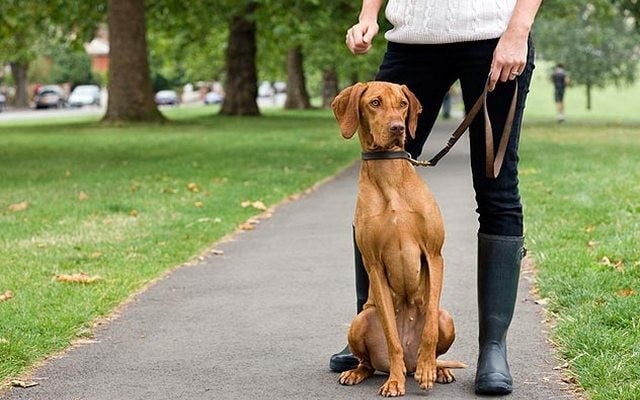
[519,121,640,399]
[0,107,358,384]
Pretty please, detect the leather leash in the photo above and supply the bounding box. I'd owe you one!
[362,77,518,179]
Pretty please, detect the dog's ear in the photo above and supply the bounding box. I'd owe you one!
[331,83,368,139]
[401,85,422,139]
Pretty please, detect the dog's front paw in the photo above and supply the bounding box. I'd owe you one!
[415,356,437,390]
[378,377,405,397]
[338,366,373,386]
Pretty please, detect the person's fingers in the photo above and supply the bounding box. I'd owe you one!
[345,23,378,54]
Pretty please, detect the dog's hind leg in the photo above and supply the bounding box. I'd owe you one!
[339,310,375,385]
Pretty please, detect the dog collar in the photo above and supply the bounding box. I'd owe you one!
[361,151,411,161]
[361,151,433,167]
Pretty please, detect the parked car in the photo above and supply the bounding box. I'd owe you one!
[0,93,5,112]
[154,90,179,106]
[34,85,67,109]
[68,85,101,107]
[204,91,223,105]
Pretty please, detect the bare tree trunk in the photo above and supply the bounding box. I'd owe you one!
[10,62,30,108]
[220,2,259,116]
[586,83,592,110]
[284,46,311,109]
[321,67,338,109]
[103,0,164,123]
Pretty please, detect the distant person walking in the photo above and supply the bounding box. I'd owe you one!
[551,63,569,122]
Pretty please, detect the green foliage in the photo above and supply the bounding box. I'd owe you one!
[536,1,640,91]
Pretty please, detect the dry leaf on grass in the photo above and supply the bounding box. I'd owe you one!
[617,288,635,297]
[241,200,267,211]
[600,256,624,271]
[55,272,102,284]
[78,191,89,201]
[210,249,225,256]
[187,182,200,192]
[10,380,39,388]
[194,201,204,208]
[8,201,28,212]
[0,290,13,303]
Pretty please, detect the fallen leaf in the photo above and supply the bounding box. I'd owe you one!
[8,201,28,212]
[535,298,549,306]
[10,380,39,388]
[55,272,101,284]
[600,256,624,271]
[239,223,255,231]
[89,252,103,259]
[561,376,577,385]
[553,362,570,370]
[78,191,89,201]
[211,249,224,256]
[194,201,204,208]
[187,182,200,192]
[129,209,138,217]
[250,201,267,211]
[585,225,595,233]
[0,337,9,344]
[586,240,598,249]
[240,200,267,211]
[617,288,635,297]
[0,290,13,303]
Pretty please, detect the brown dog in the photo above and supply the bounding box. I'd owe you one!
[331,82,465,397]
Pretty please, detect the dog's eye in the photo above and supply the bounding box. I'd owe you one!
[370,99,381,107]
[400,100,408,108]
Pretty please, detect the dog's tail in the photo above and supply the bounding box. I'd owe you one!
[436,359,467,369]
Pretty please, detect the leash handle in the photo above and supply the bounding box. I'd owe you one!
[427,76,518,179]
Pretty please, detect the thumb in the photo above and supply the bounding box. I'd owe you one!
[362,24,377,44]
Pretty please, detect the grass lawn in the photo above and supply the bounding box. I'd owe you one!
[0,107,359,385]
[519,121,640,400]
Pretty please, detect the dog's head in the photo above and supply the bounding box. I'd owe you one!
[331,81,422,152]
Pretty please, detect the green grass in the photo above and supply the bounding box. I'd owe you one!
[0,107,359,384]
[519,122,640,399]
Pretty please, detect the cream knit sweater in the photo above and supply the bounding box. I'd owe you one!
[384,0,517,44]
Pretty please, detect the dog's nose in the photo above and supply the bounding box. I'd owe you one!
[389,123,405,135]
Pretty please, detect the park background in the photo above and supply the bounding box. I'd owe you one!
[1,1,639,399]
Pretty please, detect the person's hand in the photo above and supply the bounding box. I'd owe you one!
[345,20,379,55]
[488,28,528,91]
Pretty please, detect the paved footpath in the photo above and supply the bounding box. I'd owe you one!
[3,121,577,399]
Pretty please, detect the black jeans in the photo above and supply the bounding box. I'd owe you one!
[375,37,535,236]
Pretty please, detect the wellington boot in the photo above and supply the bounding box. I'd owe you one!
[475,233,525,395]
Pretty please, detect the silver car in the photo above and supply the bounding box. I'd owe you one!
[68,85,101,107]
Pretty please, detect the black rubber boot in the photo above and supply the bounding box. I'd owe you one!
[329,228,369,373]
[475,233,525,395]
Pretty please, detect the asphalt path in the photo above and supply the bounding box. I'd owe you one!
[2,120,577,399]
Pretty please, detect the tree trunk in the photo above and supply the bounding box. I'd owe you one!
[284,46,312,109]
[586,83,592,110]
[103,0,164,123]
[321,67,338,109]
[220,2,260,116]
[10,62,30,108]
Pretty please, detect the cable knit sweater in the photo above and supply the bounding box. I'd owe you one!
[384,0,517,44]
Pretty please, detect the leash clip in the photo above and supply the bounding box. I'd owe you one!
[408,158,433,167]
